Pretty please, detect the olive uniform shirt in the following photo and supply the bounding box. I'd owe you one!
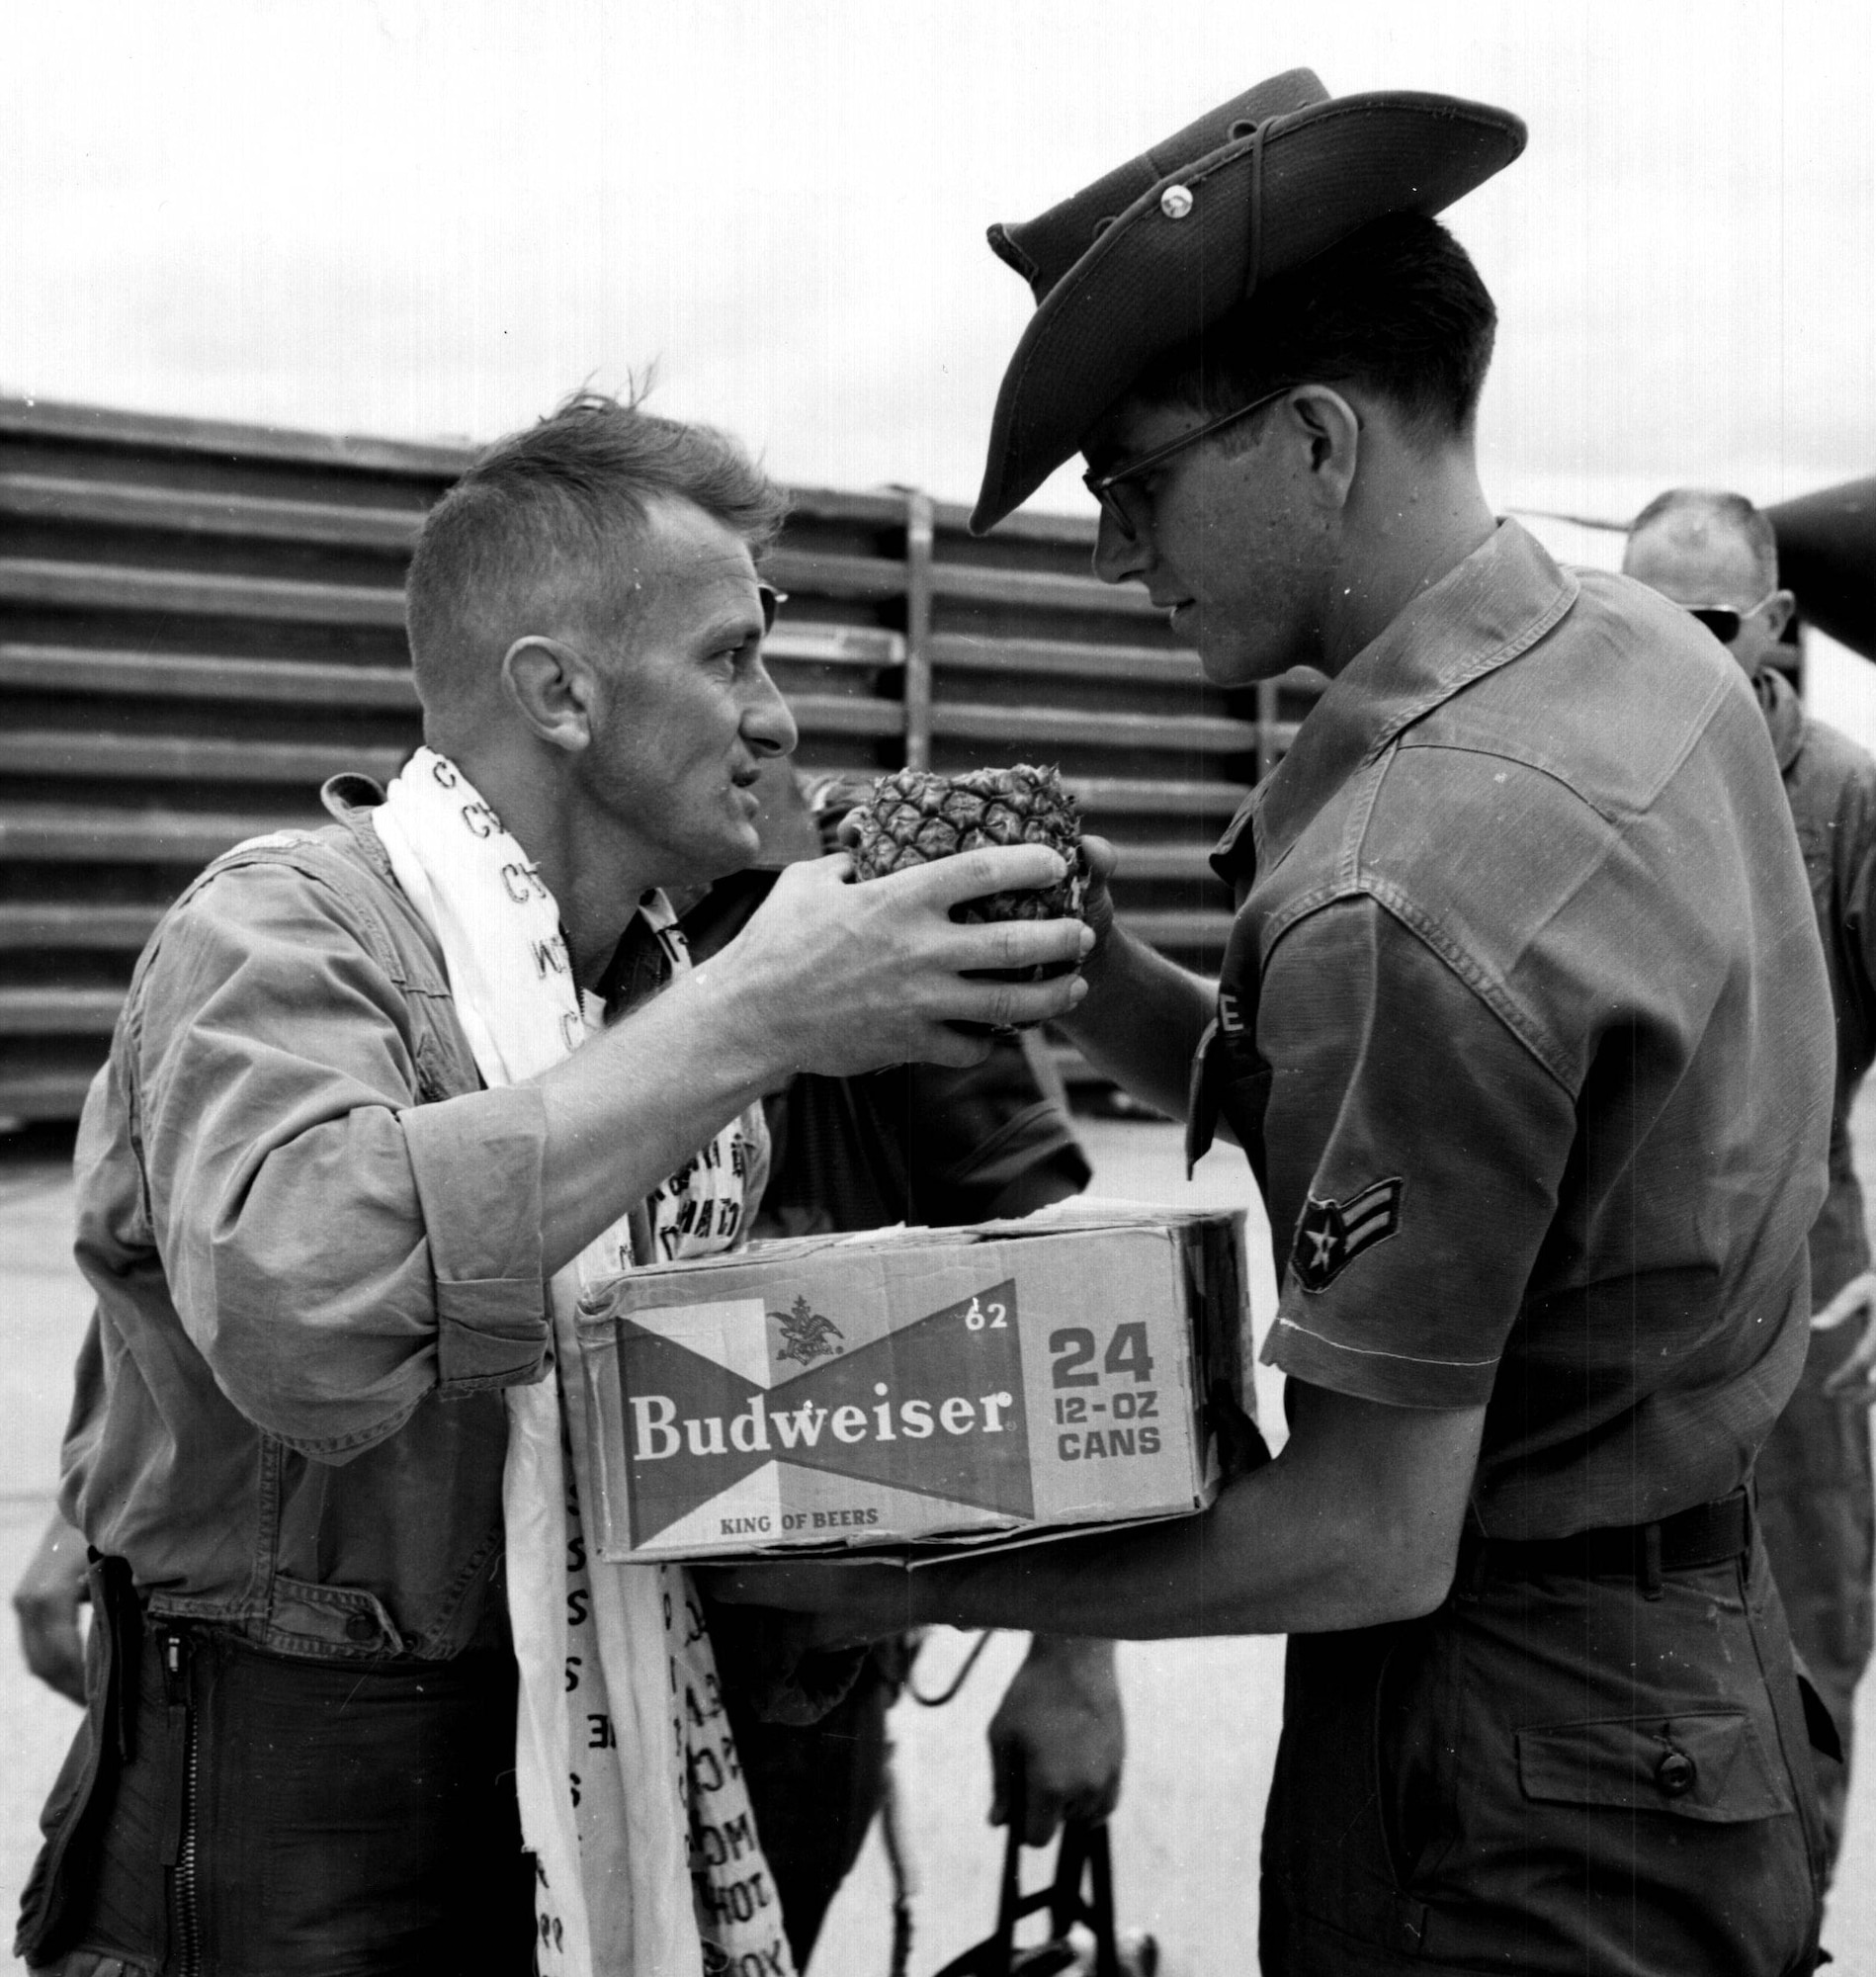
[1194,521,1834,1542]
[1758,664,1876,1304]
[1750,665,1876,1861]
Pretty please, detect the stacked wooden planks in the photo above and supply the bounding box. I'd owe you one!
[0,396,1317,1125]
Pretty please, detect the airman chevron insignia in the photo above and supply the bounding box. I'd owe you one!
[1291,1177,1405,1293]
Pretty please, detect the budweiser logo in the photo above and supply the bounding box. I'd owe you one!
[618,1280,1033,1543]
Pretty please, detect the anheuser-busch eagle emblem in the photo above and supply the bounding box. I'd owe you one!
[773,1295,843,1368]
[1291,1177,1405,1293]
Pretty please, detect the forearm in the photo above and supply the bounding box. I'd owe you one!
[533,967,777,1272]
[534,844,1101,1268]
[1059,924,1213,1123]
[901,1393,1483,1640]
[904,1478,1401,1639]
[711,1390,1482,1638]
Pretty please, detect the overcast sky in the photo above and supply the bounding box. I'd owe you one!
[3,0,1871,526]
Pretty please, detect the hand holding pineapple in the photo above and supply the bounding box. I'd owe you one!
[713,822,1094,1076]
[817,762,1120,980]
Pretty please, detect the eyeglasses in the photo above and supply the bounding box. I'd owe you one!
[1082,385,1295,542]
[1683,592,1776,645]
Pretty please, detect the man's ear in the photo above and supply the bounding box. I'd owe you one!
[1284,385,1361,512]
[501,636,597,753]
[1764,588,1797,642]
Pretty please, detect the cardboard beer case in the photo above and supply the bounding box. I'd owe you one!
[575,1199,1250,1563]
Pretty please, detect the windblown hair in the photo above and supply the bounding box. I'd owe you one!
[405,387,788,708]
[1628,487,1779,594]
[1131,212,1499,443]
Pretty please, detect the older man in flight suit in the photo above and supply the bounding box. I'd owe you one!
[16,393,1093,1977]
[720,71,1838,1975]
[1626,487,1876,1874]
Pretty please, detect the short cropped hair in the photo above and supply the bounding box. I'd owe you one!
[1130,212,1498,443]
[405,387,788,707]
[1628,487,1779,593]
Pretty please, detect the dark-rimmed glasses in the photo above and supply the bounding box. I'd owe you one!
[1082,385,1294,542]
[759,583,786,635]
[1682,593,1777,645]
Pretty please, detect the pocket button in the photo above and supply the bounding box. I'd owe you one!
[1655,1747,1697,1797]
[344,1613,379,1644]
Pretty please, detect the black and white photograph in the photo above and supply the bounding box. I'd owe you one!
[3,3,1874,1972]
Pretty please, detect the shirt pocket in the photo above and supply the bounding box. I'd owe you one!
[1516,1710,1795,1824]
[1791,819,1836,916]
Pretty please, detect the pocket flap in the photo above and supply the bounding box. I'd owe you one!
[266,1576,408,1657]
[1516,1710,1793,1824]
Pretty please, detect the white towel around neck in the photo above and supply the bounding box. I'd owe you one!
[374,747,791,1977]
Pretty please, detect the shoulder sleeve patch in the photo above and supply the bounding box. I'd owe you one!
[1290,1176,1405,1293]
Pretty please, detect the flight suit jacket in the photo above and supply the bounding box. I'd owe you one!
[60,777,564,1661]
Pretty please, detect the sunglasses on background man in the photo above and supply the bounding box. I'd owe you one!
[1683,593,1780,645]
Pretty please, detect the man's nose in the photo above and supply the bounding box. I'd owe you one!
[1091,505,1152,587]
[741,660,798,757]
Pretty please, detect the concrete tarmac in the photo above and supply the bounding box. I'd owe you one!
[3,1119,1873,1973]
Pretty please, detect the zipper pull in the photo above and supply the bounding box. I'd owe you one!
[159,1631,191,1867]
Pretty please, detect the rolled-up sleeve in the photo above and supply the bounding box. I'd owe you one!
[136,857,551,1459]
[1258,895,1578,1409]
[403,1083,552,1389]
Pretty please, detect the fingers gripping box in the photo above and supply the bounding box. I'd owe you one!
[575,1202,1248,1562]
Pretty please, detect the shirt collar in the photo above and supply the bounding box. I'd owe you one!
[1214,519,1578,880]
[1753,663,1806,772]
[320,772,400,881]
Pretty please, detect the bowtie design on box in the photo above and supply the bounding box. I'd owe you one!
[617,1281,1037,1544]
[577,1204,1251,1561]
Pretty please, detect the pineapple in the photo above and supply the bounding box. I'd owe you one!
[848,764,1087,936]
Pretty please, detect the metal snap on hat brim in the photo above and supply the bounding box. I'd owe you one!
[970,83,1527,536]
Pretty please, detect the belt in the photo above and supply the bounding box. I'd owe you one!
[1459,1490,1750,1600]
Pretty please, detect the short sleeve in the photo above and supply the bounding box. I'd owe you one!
[1258,896,1578,1408]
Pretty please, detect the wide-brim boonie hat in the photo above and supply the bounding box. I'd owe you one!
[971,68,1527,534]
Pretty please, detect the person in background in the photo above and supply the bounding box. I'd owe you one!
[14,1517,88,1707]
[683,760,1121,1969]
[1625,487,1876,1871]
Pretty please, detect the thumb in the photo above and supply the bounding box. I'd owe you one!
[1814,1272,1876,1332]
[1080,833,1118,886]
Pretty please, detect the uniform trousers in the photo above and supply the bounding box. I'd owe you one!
[1260,1521,1827,1975]
[19,1571,535,1977]
[728,1647,897,1967]
[1756,1316,1876,1874]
